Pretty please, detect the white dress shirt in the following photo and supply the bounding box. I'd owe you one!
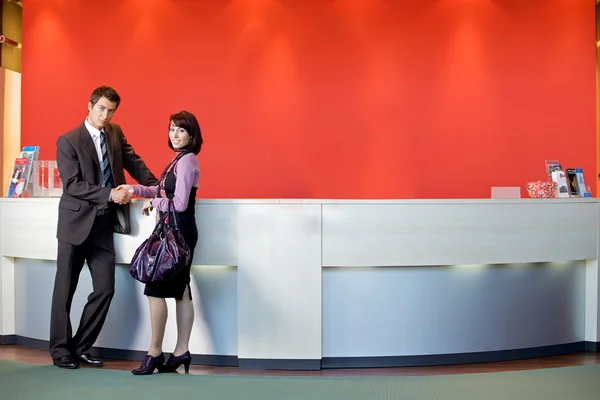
[84,118,112,200]
[84,118,105,164]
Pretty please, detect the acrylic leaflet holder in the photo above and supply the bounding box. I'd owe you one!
[31,160,62,197]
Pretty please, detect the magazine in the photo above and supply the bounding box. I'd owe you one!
[7,158,29,197]
[19,145,40,193]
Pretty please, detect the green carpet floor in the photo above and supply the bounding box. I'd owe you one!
[1,360,600,400]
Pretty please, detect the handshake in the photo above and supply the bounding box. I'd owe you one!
[110,184,154,215]
[111,184,134,205]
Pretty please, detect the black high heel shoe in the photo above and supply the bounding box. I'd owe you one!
[158,351,192,373]
[131,353,165,375]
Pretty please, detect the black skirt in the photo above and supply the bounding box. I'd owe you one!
[144,213,198,300]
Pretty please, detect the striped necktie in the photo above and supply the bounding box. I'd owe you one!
[99,131,114,188]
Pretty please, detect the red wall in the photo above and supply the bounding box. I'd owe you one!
[21,0,597,199]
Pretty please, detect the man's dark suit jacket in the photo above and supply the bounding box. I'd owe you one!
[56,121,158,246]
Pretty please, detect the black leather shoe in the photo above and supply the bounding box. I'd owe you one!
[53,355,79,369]
[76,354,104,367]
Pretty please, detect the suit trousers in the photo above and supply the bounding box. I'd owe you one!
[49,213,116,359]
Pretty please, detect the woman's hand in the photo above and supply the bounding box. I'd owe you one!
[142,199,154,216]
[117,184,134,193]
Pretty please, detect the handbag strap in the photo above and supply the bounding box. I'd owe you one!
[166,199,179,230]
[158,150,190,199]
[157,150,189,228]
[152,200,178,237]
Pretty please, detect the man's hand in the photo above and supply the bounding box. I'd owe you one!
[111,188,133,205]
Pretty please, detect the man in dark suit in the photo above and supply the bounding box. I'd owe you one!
[49,86,158,369]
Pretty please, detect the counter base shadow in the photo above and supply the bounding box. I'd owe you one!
[4,336,598,370]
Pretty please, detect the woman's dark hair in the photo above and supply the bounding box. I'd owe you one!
[168,111,202,154]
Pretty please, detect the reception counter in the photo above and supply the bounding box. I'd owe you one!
[0,197,599,369]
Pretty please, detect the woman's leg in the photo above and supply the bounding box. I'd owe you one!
[148,296,168,356]
[173,285,194,356]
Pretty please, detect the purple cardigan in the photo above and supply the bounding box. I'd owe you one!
[131,152,200,212]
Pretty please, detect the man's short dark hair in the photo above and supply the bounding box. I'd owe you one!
[168,111,203,155]
[89,86,121,109]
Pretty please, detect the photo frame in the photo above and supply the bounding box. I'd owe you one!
[544,160,562,182]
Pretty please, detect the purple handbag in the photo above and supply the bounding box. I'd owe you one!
[129,199,191,283]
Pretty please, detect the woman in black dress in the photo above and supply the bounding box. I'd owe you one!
[121,111,202,375]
